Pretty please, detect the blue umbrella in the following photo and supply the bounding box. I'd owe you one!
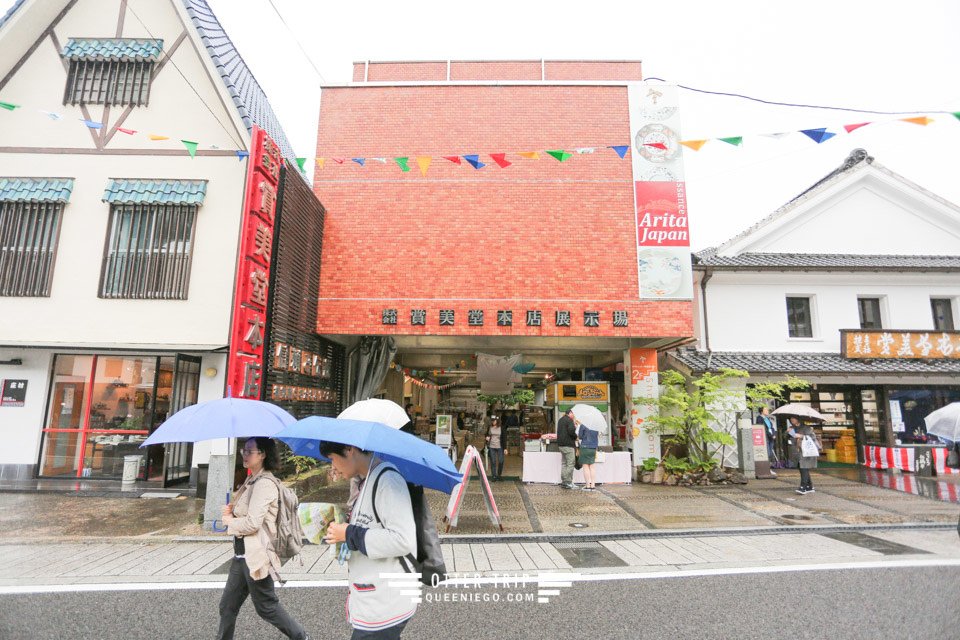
[141,397,297,447]
[276,416,462,493]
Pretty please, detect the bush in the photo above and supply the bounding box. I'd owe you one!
[641,457,660,472]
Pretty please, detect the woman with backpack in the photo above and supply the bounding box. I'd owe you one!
[218,437,310,640]
[322,442,418,639]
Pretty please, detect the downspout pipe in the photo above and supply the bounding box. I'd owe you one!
[700,267,714,367]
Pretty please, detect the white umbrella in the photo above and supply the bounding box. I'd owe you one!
[338,398,409,429]
[569,403,608,434]
[772,404,828,421]
[924,403,960,442]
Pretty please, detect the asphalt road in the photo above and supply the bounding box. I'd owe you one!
[2,565,957,640]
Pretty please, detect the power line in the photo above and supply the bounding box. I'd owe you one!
[644,77,956,116]
[125,4,245,149]
[264,0,328,85]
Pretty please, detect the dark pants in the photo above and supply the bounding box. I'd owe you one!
[351,620,408,639]
[799,468,813,491]
[218,557,306,640]
[489,447,504,478]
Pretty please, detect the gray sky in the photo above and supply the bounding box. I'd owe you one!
[10,0,960,249]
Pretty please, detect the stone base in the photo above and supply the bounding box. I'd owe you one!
[0,464,37,481]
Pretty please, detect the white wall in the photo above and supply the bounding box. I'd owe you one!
[0,349,52,467]
[704,271,960,353]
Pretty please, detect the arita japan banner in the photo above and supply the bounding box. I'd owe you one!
[627,84,694,300]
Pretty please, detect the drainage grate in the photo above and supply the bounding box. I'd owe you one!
[823,532,930,556]
[553,542,627,568]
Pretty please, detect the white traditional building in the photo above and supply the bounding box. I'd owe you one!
[667,148,960,468]
[0,0,298,486]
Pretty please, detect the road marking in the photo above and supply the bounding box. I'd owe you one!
[2,558,958,595]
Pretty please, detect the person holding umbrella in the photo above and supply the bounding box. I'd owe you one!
[217,438,309,640]
[577,418,599,491]
[787,417,823,494]
[321,443,418,639]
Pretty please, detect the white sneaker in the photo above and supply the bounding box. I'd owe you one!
[795,489,807,495]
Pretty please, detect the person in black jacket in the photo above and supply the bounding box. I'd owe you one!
[557,408,579,489]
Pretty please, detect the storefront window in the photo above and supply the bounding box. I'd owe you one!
[888,388,960,445]
[39,355,94,477]
[860,390,884,445]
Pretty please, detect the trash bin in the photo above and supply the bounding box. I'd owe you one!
[122,455,142,483]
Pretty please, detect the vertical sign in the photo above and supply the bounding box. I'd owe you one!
[625,348,659,467]
[627,84,693,300]
[227,126,281,399]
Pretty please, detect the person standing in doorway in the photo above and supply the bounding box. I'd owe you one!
[756,406,778,476]
[485,416,504,481]
[557,408,579,489]
[577,420,599,491]
[218,438,309,640]
[787,416,822,494]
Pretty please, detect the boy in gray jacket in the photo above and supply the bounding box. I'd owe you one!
[322,442,418,639]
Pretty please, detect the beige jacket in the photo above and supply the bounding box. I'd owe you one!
[227,470,282,581]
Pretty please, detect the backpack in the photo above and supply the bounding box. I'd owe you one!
[371,466,447,586]
[259,474,305,564]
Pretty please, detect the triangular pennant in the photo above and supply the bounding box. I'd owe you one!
[149,134,169,141]
[643,142,668,150]
[181,140,198,158]
[608,146,629,159]
[953,112,960,121]
[761,132,790,139]
[236,150,250,161]
[718,137,743,146]
[81,119,103,129]
[117,127,136,135]
[40,110,62,120]
[295,158,306,171]
[371,157,388,163]
[0,101,19,111]
[490,153,511,168]
[443,155,462,165]
[680,139,708,151]
[332,158,345,164]
[843,122,871,133]
[518,151,540,160]
[799,128,836,144]
[316,157,325,169]
[463,154,486,169]
[416,156,432,176]
[352,158,366,166]
[575,147,596,154]
[900,116,932,126]
[394,157,410,172]
[545,150,572,162]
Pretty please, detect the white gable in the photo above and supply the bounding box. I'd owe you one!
[717,160,960,256]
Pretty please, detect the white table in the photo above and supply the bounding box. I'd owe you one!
[521,451,633,484]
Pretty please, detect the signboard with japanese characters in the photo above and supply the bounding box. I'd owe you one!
[628,83,693,301]
[625,348,660,466]
[380,308,629,329]
[227,125,281,399]
[841,330,960,360]
[1,379,28,407]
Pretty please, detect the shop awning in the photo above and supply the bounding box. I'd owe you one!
[0,178,74,203]
[62,38,163,61]
[102,179,208,205]
[667,348,960,376]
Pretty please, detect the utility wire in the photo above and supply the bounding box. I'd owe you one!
[644,77,956,116]
[264,0,328,85]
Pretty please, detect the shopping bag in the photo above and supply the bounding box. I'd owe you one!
[801,436,819,458]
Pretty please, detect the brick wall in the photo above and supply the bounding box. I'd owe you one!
[314,65,691,339]
[347,60,643,83]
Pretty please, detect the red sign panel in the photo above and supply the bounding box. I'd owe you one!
[227,126,282,399]
[635,181,689,247]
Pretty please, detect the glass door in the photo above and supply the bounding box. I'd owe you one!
[161,354,201,486]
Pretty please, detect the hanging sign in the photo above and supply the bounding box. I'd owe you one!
[842,329,960,360]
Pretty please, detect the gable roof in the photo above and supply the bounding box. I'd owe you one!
[1,0,298,163]
[709,148,960,257]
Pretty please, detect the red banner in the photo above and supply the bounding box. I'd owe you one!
[227,126,282,399]
[635,181,689,247]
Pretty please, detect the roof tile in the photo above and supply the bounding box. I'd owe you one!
[62,38,163,61]
[693,250,960,271]
[668,348,960,375]
[0,178,74,203]
[102,179,207,205]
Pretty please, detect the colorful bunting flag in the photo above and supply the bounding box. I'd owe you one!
[843,122,871,133]
[463,154,486,170]
[40,110,62,120]
[236,150,250,161]
[0,101,19,111]
[316,157,325,168]
[643,142,668,150]
[117,127,136,135]
[518,151,540,159]
[81,119,103,129]
[443,156,462,165]
[800,128,836,144]
[416,156,432,176]
[575,147,596,154]
[719,137,743,146]
[490,153,511,168]
[181,139,198,158]
[149,134,169,141]
[901,116,932,126]
[953,112,960,121]
[352,158,365,166]
[761,132,790,139]
[545,150,572,162]
[372,157,388,163]
[296,158,306,171]
[394,157,410,172]
[608,146,629,159]
[680,139,708,151]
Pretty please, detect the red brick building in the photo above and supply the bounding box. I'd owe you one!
[313,60,693,462]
